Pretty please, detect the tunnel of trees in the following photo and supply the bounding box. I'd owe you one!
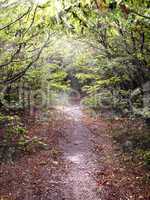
[0,0,150,185]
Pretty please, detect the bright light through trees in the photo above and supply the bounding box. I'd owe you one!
[34,0,47,4]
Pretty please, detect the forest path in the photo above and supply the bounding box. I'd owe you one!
[55,103,126,200]
[0,103,147,200]
[57,104,99,200]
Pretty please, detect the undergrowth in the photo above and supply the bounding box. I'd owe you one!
[0,113,47,163]
[108,118,150,169]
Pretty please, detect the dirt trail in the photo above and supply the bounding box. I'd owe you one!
[55,104,148,200]
[57,105,100,199]
[56,104,132,200]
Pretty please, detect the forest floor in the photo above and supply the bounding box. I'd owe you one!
[0,102,150,200]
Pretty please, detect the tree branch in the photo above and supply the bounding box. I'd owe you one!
[0,44,23,68]
[132,10,150,20]
[0,7,31,31]
[2,33,52,84]
[22,6,38,37]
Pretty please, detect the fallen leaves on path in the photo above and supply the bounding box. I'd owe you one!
[0,107,150,200]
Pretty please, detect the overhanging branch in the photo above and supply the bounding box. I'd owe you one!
[0,7,32,31]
